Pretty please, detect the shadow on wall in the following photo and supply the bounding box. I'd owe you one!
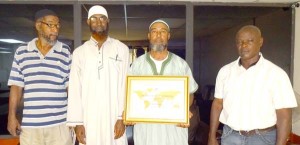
[0,70,9,90]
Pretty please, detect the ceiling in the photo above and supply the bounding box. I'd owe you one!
[0,3,291,45]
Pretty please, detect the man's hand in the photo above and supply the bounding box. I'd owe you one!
[122,111,135,126]
[7,115,21,136]
[276,108,292,145]
[177,122,190,128]
[7,85,23,137]
[75,125,86,144]
[114,119,125,139]
[177,111,193,128]
[189,111,193,119]
[208,98,223,145]
[208,137,219,145]
[124,121,136,126]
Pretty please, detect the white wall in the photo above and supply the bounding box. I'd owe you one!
[294,7,300,95]
[292,5,300,136]
[256,9,292,73]
[197,9,292,89]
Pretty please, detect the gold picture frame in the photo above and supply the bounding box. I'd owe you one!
[124,76,189,124]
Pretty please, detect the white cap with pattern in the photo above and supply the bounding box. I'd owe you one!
[149,19,170,31]
[88,5,108,19]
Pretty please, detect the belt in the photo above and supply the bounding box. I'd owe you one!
[234,125,276,137]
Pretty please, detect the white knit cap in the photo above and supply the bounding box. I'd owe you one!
[149,19,170,31]
[88,5,108,19]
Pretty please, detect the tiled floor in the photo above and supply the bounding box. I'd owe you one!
[0,135,19,145]
[0,96,9,135]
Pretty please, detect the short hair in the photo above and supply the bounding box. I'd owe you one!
[237,25,262,37]
[35,9,57,21]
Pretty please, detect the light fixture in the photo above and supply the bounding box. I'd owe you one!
[0,51,12,54]
[0,47,10,50]
[0,39,25,44]
[0,47,12,54]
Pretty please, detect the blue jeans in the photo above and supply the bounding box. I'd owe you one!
[221,125,276,145]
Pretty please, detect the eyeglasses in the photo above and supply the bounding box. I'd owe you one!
[39,21,60,29]
[90,16,108,22]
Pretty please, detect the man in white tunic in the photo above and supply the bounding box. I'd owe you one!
[67,5,129,145]
[129,19,198,145]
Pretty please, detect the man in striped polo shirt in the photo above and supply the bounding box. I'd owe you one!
[7,9,72,145]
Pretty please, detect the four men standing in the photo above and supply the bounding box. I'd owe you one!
[6,5,297,145]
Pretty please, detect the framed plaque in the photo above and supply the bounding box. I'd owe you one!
[124,76,189,124]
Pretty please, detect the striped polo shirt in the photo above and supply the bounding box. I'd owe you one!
[8,38,71,128]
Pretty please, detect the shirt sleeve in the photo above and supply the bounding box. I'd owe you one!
[66,49,84,126]
[64,50,72,88]
[8,49,24,87]
[117,44,130,119]
[272,70,297,109]
[184,62,198,94]
[214,67,226,99]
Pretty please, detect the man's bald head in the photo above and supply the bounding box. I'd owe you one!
[236,25,262,38]
[235,25,264,64]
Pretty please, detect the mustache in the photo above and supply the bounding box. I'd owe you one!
[49,33,58,37]
[89,25,109,35]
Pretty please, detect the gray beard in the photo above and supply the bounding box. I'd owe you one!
[150,44,166,52]
[40,32,57,46]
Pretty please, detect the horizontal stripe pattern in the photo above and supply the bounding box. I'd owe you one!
[24,104,67,109]
[24,96,68,101]
[8,39,71,127]
[24,88,66,93]
[22,118,66,127]
[25,80,64,86]
[23,110,67,118]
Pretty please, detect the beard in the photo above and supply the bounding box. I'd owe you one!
[150,43,167,52]
[40,31,57,46]
[90,24,109,36]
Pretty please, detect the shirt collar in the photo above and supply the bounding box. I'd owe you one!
[237,52,264,68]
[89,36,111,46]
[27,38,62,52]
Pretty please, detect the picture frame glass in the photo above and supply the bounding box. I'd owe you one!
[124,76,189,124]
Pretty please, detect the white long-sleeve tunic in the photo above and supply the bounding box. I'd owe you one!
[67,37,129,145]
[129,52,198,145]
